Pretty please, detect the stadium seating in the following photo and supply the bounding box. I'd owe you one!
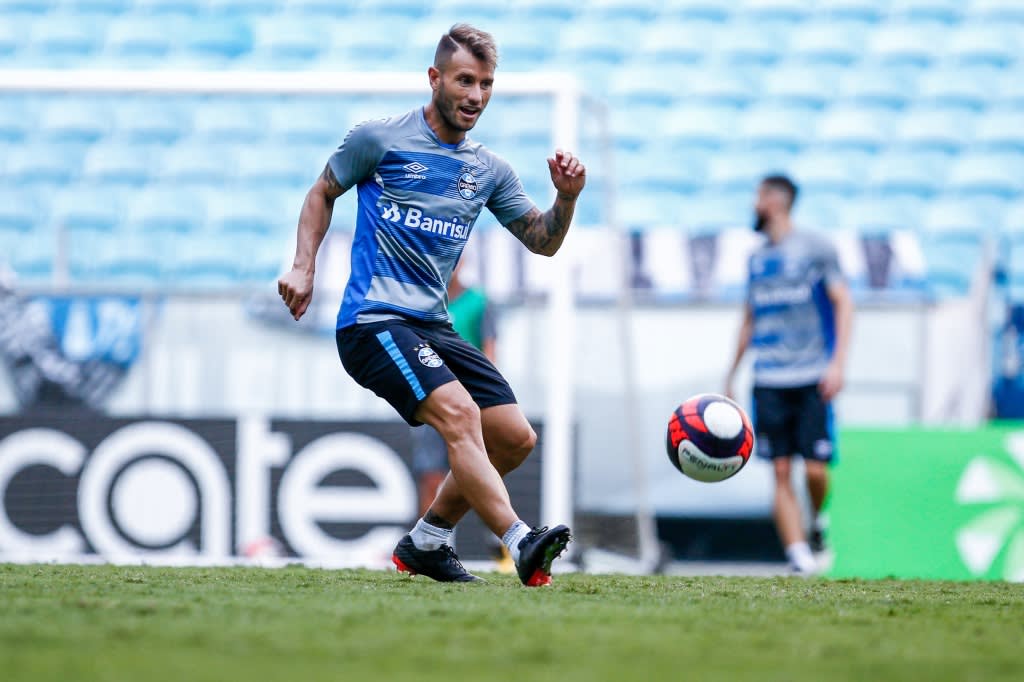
[0,1,1021,301]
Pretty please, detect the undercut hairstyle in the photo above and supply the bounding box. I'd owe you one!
[761,174,799,208]
[434,23,498,71]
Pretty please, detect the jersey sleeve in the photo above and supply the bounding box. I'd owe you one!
[326,119,388,192]
[486,154,536,226]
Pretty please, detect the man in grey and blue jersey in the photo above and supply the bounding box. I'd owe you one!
[277,24,583,586]
[725,175,854,575]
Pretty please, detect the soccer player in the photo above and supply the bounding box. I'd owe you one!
[277,24,584,586]
[724,175,853,575]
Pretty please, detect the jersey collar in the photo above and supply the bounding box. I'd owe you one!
[419,107,466,150]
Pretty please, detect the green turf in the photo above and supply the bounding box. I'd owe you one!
[1,565,1022,682]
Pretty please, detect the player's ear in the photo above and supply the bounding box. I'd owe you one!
[428,65,441,91]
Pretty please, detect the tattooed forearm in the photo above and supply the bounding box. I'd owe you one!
[506,196,577,256]
[320,163,344,201]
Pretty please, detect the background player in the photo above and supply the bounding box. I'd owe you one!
[724,175,854,575]
[277,24,585,586]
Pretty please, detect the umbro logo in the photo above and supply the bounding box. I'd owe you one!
[403,161,428,180]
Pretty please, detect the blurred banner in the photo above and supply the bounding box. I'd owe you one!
[0,415,542,564]
[830,425,1024,582]
[0,292,144,411]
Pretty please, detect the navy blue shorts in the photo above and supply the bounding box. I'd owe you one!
[336,319,517,426]
[752,384,836,464]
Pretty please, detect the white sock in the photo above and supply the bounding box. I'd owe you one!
[785,541,817,573]
[502,521,531,563]
[409,518,453,551]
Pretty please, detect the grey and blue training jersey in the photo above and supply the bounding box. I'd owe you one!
[329,108,535,329]
[747,231,844,388]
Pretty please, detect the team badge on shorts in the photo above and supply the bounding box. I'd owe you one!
[416,345,443,368]
[458,172,478,199]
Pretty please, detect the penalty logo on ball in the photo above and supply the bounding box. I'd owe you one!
[666,393,754,483]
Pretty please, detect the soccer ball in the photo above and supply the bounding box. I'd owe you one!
[666,393,755,483]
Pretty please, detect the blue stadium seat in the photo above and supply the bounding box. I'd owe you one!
[486,100,553,147]
[706,150,797,193]
[867,23,946,67]
[560,22,634,66]
[519,0,579,21]
[617,143,705,194]
[793,195,845,231]
[762,65,840,110]
[488,27,554,70]
[237,145,320,188]
[891,0,965,23]
[717,22,786,65]
[893,108,974,153]
[868,151,946,198]
[1004,204,1024,235]
[738,106,818,152]
[998,69,1024,107]
[193,102,267,142]
[948,24,1020,67]
[683,69,757,108]
[814,0,887,22]
[250,16,326,65]
[268,102,344,145]
[5,0,60,14]
[662,0,733,22]
[114,100,188,144]
[788,22,865,66]
[182,19,253,60]
[208,0,282,16]
[165,234,245,285]
[161,143,237,185]
[922,198,993,233]
[790,151,864,196]
[127,190,204,235]
[39,100,112,143]
[663,105,742,149]
[916,66,1000,111]
[839,66,917,110]
[0,190,39,233]
[6,227,54,282]
[586,0,660,21]
[51,188,128,233]
[609,69,684,108]
[975,110,1024,152]
[967,0,1024,23]
[29,15,104,63]
[133,0,205,15]
[947,154,1024,199]
[82,144,159,186]
[5,143,86,186]
[71,231,164,285]
[605,104,670,152]
[740,0,812,23]
[638,22,717,65]
[431,0,510,22]
[0,99,34,142]
[816,107,894,151]
[207,192,285,237]
[105,17,175,58]
[839,196,927,232]
[0,18,29,63]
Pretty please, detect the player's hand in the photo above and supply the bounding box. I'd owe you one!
[819,361,845,402]
[547,149,586,199]
[277,267,314,321]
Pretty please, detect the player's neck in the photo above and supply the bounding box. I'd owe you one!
[766,216,793,244]
[423,103,466,146]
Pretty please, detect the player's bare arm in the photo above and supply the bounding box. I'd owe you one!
[820,280,854,401]
[277,164,345,321]
[505,149,586,257]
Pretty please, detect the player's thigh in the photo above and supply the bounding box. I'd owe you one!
[795,386,835,464]
[336,321,457,426]
[752,386,797,461]
[414,379,482,438]
[481,403,537,465]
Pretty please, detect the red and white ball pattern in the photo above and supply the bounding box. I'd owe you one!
[666,393,755,483]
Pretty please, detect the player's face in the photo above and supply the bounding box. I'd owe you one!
[434,47,494,133]
[754,184,787,229]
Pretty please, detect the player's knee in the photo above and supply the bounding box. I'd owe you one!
[501,424,537,469]
[434,396,481,439]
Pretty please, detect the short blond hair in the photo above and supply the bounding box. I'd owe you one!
[434,23,498,71]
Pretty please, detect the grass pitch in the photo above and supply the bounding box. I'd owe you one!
[1,565,1022,682]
